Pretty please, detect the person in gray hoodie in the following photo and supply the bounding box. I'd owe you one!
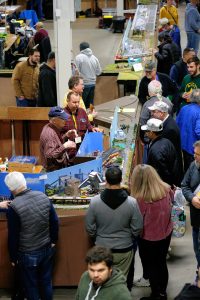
[185,0,200,54]
[85,166,143,282]
[75,42,102,108]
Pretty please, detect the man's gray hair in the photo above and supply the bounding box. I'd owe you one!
[194,140,200,148]
[190,89,200,104]
[148,80,162,95]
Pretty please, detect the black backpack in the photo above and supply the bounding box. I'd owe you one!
[174,284,200,300]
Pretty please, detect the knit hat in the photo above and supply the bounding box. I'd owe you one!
[141,118,163,132]
[4,172,27,191]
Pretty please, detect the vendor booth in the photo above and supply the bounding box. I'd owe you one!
[0,0,160,288]
[0,157,103,287]
[0,94,142,287]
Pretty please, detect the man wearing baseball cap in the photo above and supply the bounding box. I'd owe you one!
[141,118,179,186]
[148,101,180,151]
[40,106,77,171]
[148,101,183,184]
[138,60,177,106]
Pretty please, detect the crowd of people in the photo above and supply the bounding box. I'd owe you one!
[11,37,102,171]
[2,0,200,299]
[80,0,200,299]
[131,0,200,298]
[11,40,101,110]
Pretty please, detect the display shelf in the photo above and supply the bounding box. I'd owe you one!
[131,5,157,32]
[116,4,158,60]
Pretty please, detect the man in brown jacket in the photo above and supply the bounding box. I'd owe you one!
[12,48,40,107]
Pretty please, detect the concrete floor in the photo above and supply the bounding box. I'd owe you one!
[0,2,197,300]
[0,207,196,300]
[45,16,122,69]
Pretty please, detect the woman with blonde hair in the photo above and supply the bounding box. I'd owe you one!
[131,164,173,300]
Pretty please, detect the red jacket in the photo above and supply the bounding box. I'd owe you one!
[137,189,173,241]
[63,106,93,139]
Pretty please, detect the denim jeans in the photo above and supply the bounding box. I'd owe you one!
[82,85,95,108]
[30,0,44,19]
[192,227,200,267]
[16,97,37,107]
[186,31,200,54]
[142,144,148,164]
[18,245,55,300]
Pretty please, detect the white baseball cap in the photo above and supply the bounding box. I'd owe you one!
[148,101,169,112]
[141,118,163,132]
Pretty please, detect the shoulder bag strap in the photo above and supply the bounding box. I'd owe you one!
[164,6,177,25]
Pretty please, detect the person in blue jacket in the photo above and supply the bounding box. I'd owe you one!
[185,0,200,54]
[27,0,45,21]
[159,17,181,54]
[176,89,200,172]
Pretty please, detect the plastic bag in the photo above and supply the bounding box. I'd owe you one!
[173,188,186,207]
[171,188,186,238]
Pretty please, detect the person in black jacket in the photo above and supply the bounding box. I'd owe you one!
[8,0,17,4]
[182,140,200,269]
[148,101,183,185]
[138,61,178,106]
[141,118,180,187]
[169,47,195,89]
[154,31,181,75]
[4,171,59,300]
[38,51,57,107]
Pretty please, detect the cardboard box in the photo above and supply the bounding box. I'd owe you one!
[8,156,38,173]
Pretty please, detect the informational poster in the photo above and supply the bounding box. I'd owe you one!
[77,132,103,157]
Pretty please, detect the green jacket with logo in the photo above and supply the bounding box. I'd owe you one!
[179,74,200,106]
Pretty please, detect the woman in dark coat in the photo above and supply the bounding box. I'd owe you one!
[154,31,180,75]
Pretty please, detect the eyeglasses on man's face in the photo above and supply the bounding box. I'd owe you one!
[194,151,200,156]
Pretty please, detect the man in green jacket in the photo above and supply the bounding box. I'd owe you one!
[179,56,200,109]
[76,246,132,300]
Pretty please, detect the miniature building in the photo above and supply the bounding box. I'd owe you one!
[64,178,81,197]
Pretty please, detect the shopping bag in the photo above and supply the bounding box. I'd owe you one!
[171,188,186,238]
